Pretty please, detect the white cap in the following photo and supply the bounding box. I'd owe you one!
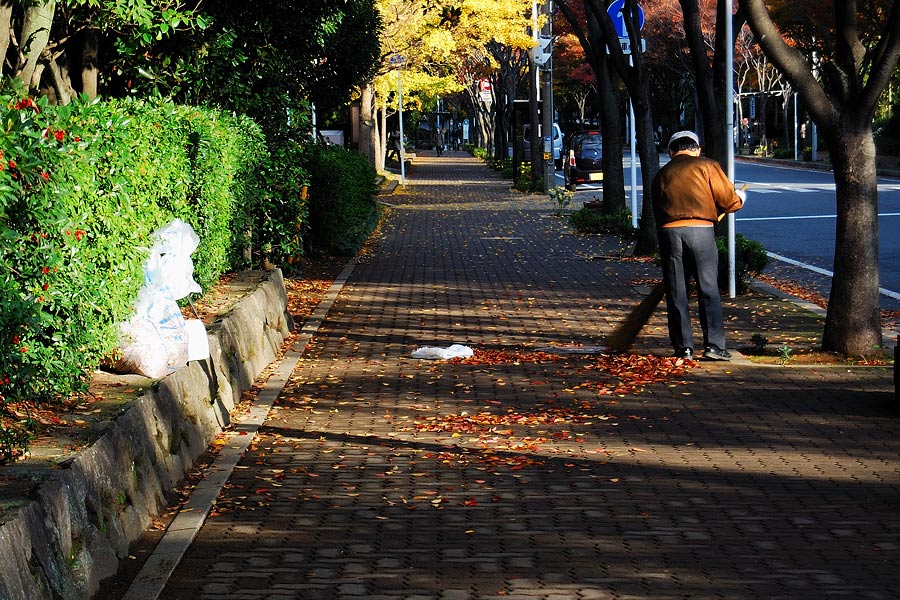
[668,130,700,147]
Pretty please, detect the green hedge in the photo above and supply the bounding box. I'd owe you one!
[0,93,314,459]
[568,207,634,236]
[716,234,769,294]
[304,144,378,256]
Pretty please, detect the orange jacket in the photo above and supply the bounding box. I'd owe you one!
[651,154,743,227]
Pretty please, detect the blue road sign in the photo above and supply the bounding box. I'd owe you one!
[607,0,645,38]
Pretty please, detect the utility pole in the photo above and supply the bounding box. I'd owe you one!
[725,0,736,298]
[540,0,554,193]
[529,1,541,191]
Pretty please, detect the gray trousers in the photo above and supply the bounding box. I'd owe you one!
[657,226,726,353]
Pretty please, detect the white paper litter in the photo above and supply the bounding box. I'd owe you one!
[411,344,474,360]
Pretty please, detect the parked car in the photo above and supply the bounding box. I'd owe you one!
[522,123,564,169]
[563,130,603,191]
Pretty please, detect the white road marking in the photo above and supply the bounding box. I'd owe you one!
[767,252,900,301]
[739,212,900,221]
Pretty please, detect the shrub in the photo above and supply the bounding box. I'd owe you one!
[716,234,769,294]
[304,143,379,256]
[548,186,573,216]
[0,93,280,460]
[514,162,533,192]
[251,136,310,266]
[874,106,900,155]
[568,207,634,236]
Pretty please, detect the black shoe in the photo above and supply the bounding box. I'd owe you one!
[676,348,694,360]
[703,346,732,361]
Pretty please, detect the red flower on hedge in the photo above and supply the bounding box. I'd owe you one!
[74,229,85,241]
[14,98,38,112]
[43,127,66,142]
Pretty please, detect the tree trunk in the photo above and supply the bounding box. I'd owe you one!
[597,57,625,216]
[822,127,882,354]
[81,29,99,100]
[576,0,659,253]
[742,0,899,355]
[494,74,508,160]
[0,1,13,79]
[359,85,376,163]
[16,0,55,92]
[376,106,386,172]
[45,50,74,105]
[678,0,745,166]
[627,68,660,256]
[528,60,541,189]
[586,17,626,216]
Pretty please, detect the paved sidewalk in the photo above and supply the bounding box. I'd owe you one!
[159,154,897,599]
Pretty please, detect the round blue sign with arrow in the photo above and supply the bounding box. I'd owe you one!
[607,0,645,38]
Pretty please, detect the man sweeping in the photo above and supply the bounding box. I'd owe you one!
[650,130,746,361]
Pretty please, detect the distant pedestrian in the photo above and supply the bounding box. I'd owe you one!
[650,130,746,361]
[387,129,402,162]
[434,128,445,156]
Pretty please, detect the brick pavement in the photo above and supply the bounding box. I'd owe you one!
[158,153,898,600]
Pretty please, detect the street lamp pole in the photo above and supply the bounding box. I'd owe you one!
[725,0,737,298]
[541,0,554,193]
[398,69,406,187]
[390,54,407,188]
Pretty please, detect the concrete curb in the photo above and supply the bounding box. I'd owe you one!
[0,270,294,600]
[750,278,898,351]
[119,257,357,600]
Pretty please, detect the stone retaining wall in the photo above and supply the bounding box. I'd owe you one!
[0,269,293,600]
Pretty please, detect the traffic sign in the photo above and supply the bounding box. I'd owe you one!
[607,0,645,38]
[389,54,405,66]
[532,35,552,67]
[618,37,646,55]
[479,79,492,103]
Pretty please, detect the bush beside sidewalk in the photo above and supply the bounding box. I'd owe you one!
[0,270,293,600]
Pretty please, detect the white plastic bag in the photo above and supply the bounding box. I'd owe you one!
[114,219,204,377]
[144,219,201,300]
[116,287,189,378]
[411,344,474,360]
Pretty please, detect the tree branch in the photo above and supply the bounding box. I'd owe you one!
[858,0,900,112]
[742,0,834,130]
[556,0,593,59]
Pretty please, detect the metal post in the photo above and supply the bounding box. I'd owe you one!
[629,55,638,229]
[811,51,818,162]
[725,0,736,298]
[541,1,553,193]
[793,93,799,161]
[398,70,406,187]
[629,102,638,228]
[529,1,541,190]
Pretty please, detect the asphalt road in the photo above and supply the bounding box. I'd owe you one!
[557,154,900,305]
